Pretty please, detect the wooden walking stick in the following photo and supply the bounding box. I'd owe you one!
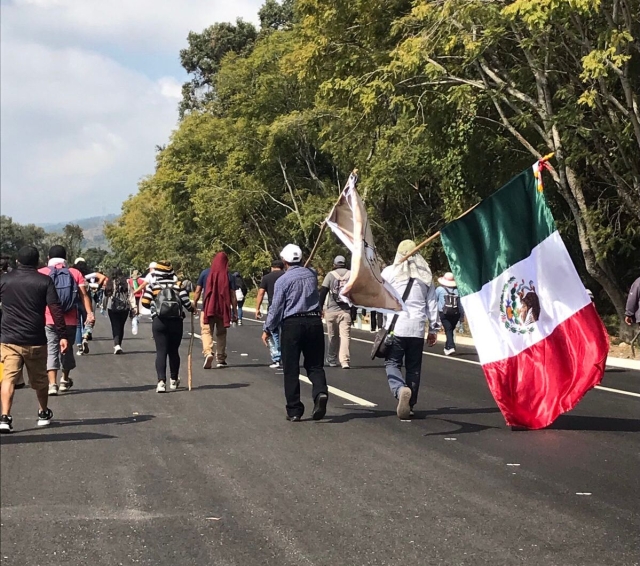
[188,312,194,391]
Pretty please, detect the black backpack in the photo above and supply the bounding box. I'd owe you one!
[154,285,182,319]
[110,286,131,312]
[442,288,460,317]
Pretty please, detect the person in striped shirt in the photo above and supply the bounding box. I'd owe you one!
[140,262,194,393]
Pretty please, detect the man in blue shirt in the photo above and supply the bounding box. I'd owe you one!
[263,244,328,422]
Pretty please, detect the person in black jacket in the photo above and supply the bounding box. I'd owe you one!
[0,246,68,433]
[232,272,248,326]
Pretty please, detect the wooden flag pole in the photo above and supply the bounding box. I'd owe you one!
[188,312,194,391]
[398,202,480,263]
[304,169,358,268]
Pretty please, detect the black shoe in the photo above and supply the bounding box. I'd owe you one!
[37,408,53,427]
[15,383,26,390]
[0,415,13,433]
[312,393,328,421]
[286,415,302,422]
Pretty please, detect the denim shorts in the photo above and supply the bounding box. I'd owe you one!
[45,325,77,372]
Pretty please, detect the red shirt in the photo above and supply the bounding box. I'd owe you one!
[38,263,86,326]
[128,277,145,297]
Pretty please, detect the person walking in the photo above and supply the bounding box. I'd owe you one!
[201,253,238,368]
[263,244,329,422]
[232,272,248,325]
[38,245,94,395]
[72,258,97,355]
[381,240,440,420]
[435,272,464,356]
[128,269,145,335]
[193,258,237,369]
[319,255,352,369]
[141,262,194,392]
[0,246,68,432]
[104,268,137,354]
[625,276,640,328]
[256,260,285,368]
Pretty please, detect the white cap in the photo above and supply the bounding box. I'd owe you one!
[280,244,302,263]
[149,261,157,269]
[74,257,86,264]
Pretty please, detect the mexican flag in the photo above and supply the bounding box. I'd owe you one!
[440,163,609,429]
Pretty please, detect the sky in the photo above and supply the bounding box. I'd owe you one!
[0,0,263,224]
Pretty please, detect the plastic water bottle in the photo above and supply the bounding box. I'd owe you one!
[132,316,139,335]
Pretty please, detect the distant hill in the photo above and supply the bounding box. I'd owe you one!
[39,214,118,250]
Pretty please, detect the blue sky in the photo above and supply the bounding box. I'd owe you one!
[0,0,263,224]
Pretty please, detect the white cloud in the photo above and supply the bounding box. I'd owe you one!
[0,0,264,224]
[3,0,262,52]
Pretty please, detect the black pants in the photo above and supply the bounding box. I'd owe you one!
[370,311,384,332]
[108,309,130,346]
[152,317,184,382]
[280,316,328,417]
[440,312,460,350]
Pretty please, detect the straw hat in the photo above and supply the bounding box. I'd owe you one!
[438,272,457,287]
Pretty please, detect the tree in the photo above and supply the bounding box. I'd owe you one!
[82,247,109,271]
[259,0,295,32]
[0,215,48,263]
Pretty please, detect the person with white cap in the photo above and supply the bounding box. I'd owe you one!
[381,240,440,419]
[436,272,464,356]
[319,255,352,369]
[263,244,329,422]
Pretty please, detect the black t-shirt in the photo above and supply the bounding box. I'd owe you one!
[259,270,285,305]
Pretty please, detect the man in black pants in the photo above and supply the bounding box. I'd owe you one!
[262,244,328,422]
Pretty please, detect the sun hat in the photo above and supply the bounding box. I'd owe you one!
[280,244,303,263]
[438,272,457,287]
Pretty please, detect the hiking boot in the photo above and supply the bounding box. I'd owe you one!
[203,354,214,370]
[312,393,328,421]
[0,415,13,434]
[48,383,59,396]
[114,345,123,355]
[59,378,73,392]
[170,378,180,390]
[397,387,412,420]
[37,408,53,427]
[156,381,166,393]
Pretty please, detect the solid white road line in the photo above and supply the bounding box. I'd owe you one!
[188,331,377,407]
[592,385,640,398]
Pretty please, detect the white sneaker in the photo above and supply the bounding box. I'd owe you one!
[114,345,123,355]
[156,381,166,393]
[397,386,412,420]
[203,354,214,369]
[59,378,73,392]
[269,362,281,369]
[48,383,58,396]
[170,378,180,390]
[328,362,338,368]
[216,362,228,369]
[444,348,455,356]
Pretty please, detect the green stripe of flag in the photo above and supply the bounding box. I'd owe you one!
[440,167,556,297]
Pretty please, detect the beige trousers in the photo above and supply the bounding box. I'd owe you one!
[200,312,214,358]
[325,310,352,367]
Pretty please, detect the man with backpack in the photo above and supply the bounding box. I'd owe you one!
[436,272,464,356]
[319,255,352,369]
[0,246,68,432]
[38,245,95,395]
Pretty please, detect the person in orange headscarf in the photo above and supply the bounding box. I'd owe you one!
[202,252,237,368]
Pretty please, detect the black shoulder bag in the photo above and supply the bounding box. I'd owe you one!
[370,278,414,360]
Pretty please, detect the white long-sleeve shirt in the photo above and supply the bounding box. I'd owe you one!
[381,267,440,338]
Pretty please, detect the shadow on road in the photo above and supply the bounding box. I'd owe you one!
[195,383,250,391]
[549,415,640,432]
[67,384,157,395]
[89,350,156,356]
[0,432,116,445]
[16,415,155,434]
[323,406,500,425]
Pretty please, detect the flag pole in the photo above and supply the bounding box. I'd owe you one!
[398,154,556,264]
[304,169,358,267]
[398,203,480,263]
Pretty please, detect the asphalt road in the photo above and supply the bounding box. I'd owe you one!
[1,314,639,566]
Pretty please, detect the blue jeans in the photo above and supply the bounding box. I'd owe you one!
[384,336,424,407]
[75,305,87,345]
[268,327,281,363]
[237,299,244,321]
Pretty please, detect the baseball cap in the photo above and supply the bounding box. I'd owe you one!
[74,257,86,264]
[280,244,302,263]
[334,255,346,267]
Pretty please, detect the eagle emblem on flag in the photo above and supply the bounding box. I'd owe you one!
[500,277,541,334]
